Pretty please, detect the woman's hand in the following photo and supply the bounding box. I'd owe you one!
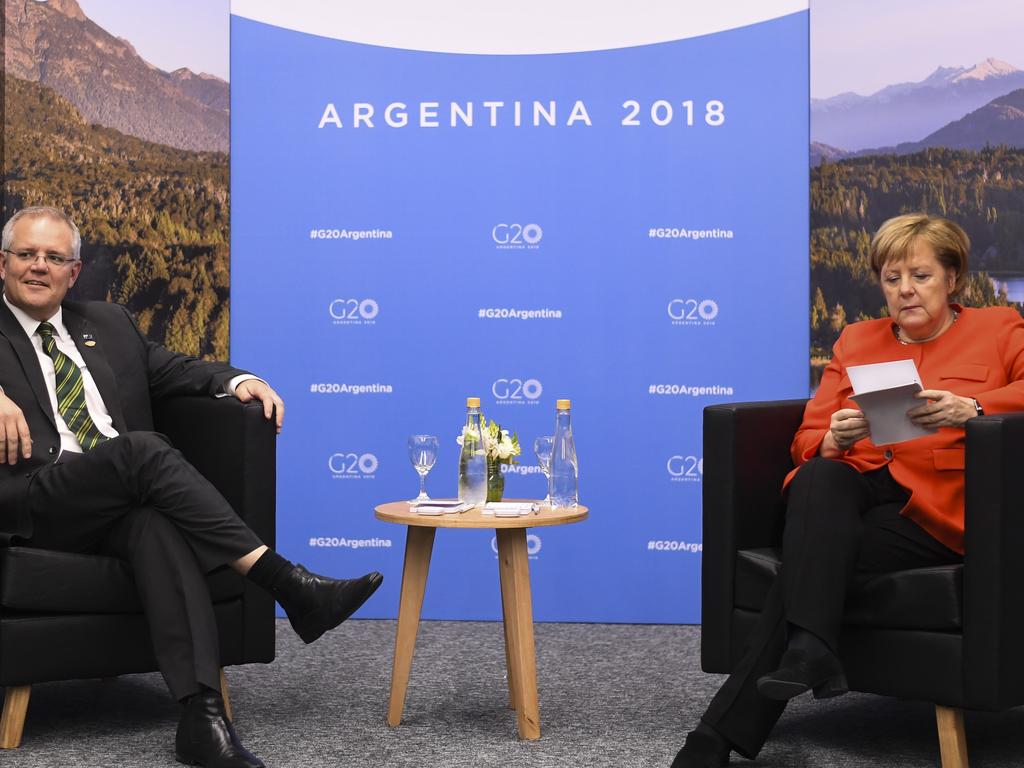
[821,408,870,456]
[908,390,978,428]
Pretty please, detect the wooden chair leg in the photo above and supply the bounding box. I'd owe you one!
[936,704,969,768]
[0,686,31,748]
[220,669,233,722]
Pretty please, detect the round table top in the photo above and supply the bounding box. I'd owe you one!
[374,500,588,529]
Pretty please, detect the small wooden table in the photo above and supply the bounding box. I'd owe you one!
[375,501,588,740]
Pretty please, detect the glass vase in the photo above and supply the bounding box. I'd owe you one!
[486,459,505,502]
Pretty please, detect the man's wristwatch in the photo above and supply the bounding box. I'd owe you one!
[972,398,984,417]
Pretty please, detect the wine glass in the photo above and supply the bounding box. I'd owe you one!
[407,435,438,504]
[534,436,553,507]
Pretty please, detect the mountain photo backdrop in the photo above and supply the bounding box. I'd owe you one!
[5,1,1022,373]
[810,50,1024,385]
[2,0,229,359]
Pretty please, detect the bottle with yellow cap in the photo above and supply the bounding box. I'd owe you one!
[458,397,487,506]
[549,399,578,508]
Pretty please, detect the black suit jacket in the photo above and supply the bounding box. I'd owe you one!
[0,299,248,544]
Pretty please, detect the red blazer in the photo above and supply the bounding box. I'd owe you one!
[786,305,1024,553]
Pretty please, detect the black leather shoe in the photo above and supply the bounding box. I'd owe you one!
[756,647,848,701]
[671,726,731,767]
[277,566,383,644]
[175,690,264,768]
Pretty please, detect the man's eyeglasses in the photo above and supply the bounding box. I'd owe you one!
[2,249,79,268]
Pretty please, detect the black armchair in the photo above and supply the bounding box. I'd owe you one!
[0,397,276,748]
[702,400,1024,768]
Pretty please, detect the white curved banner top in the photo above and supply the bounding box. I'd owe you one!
[230,0,808,54]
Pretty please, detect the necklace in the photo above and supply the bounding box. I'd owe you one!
[892,309,959,345]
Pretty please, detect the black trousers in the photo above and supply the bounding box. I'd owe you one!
[702,457,963,758]
[25,431,264,700]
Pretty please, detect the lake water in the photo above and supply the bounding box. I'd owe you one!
[989,274,1024,303]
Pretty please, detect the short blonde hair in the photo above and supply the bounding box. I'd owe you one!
[870,214,969,296]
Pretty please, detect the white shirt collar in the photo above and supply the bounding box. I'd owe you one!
[2,293,68,342]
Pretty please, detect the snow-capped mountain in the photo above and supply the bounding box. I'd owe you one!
[812,58,1024,151]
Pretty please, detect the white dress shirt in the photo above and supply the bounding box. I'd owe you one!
[2,294,255,455]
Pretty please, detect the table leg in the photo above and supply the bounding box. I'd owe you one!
[498,535,520,711]
[387,526,436,727]
[496,528,540,740]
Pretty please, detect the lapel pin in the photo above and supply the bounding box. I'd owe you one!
[82,333,96,347]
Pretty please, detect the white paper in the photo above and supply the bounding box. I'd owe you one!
[410,498,464,508]
[847,359,921,393]
[846,360,935,445]
[413,501,471,515]
[484,501,538,516]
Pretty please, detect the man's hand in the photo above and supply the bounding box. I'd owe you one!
[234,380,285,434]
[908,389,977,428]
[0,391,32,464]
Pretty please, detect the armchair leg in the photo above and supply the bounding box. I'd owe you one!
[0,686,31,748]
[935,704,969,768]
[219,669,233,723]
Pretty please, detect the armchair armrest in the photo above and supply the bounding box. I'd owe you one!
[701,399,806,672]
[152,396,277,663]
[963,411,1024,709]
[152,397,276,547]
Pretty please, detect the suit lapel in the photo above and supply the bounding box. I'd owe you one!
[62,307,128,433]
[0,300,59,432]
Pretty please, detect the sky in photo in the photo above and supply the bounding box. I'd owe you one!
[77,0,229,81]
[69,1,1024,99]
[812,0,1024,98]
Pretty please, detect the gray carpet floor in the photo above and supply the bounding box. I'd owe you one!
[5,619,1024,767]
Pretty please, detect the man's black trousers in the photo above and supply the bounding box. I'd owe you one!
[702,457,963,758]
[25,431,263,700]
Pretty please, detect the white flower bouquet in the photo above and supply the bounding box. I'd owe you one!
[456,412,521,465]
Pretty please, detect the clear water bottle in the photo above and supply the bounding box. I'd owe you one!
[549,399,578,508]
[458,397,487,506]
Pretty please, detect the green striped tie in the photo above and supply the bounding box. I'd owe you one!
[37,322,108,451]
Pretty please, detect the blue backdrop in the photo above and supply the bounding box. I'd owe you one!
[230,8,809,623]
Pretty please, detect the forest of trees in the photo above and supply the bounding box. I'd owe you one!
[810,146,1024,382]
[2,76,230,360]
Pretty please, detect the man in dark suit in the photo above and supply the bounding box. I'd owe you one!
[0,206,383,768]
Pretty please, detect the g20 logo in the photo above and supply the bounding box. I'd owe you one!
[667,299,718,322]
[667,455,703,481]
[492,378,543,402]
[330,298,379,321]
[492,223,543,246]
[328,452,379,478]
[490,534,542,556]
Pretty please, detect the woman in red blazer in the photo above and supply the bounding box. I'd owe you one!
[673,214,1024,767]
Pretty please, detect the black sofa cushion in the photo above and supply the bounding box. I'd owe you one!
[735,547,962,631]
[0,547,244,613]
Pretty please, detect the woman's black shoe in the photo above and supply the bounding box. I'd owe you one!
[670,724,731,767]
[756,647,848,701]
